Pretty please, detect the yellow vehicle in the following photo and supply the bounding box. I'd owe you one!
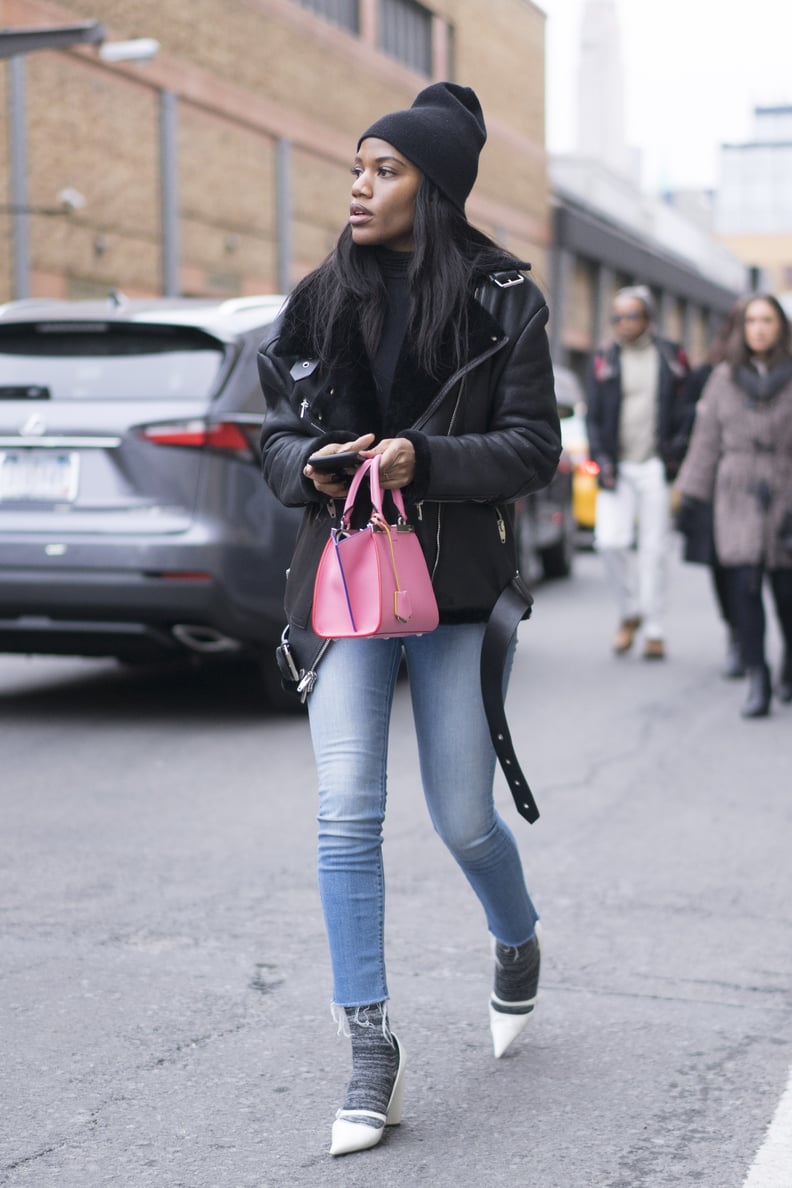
[555,367,597,533]
[560,412,598,531]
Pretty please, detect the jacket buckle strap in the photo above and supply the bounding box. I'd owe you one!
[290,358,320,381]
[489,270,524,289]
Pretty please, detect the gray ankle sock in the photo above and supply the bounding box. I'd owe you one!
[341,1003,399,1119]
[493,931,541,1007]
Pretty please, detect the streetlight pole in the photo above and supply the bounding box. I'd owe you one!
[1,24,159,299]
[0,23,106,59]
[7,56,30,298]
[159,92,180,297]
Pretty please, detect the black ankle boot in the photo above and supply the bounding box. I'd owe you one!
[741,665,771,718]
[778,653,792,704]
[723,633,746,679]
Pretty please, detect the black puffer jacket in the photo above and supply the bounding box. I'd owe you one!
[257,270,561,633]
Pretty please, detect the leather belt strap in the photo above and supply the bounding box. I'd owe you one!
[480,576,540,824]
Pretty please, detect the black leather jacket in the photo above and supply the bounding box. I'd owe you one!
[585,336,692,483]
[257,270,561,632]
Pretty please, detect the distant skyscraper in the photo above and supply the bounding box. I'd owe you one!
[715,104,792,297]
[576,0,631,179]
[716,106,792,234]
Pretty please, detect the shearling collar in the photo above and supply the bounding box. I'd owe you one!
[272,282,504,361]
[273,285,506,437]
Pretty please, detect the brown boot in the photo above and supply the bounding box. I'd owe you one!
[643,638,666,661]
[613,616,641,654]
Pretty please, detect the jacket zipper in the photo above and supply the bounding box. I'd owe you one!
[297,377,333,431]
[416,343,507,580]
[427,378,468,579]
[430,506,443,581]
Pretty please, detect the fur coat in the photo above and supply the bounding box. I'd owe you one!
[676,360,792,569]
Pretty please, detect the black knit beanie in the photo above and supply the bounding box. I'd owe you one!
[357,82,487,213]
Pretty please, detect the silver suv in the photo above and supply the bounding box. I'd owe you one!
[0,294,302,707]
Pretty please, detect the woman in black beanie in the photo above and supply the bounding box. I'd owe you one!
[258,82,560,1156]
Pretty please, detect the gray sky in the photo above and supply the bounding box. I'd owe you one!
[537,0,792,192]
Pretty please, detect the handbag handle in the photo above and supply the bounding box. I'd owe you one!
[339,455,408,527]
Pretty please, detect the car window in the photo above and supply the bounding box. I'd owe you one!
[0,323,226,402]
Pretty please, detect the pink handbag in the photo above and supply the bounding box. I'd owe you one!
[312,456,439,639]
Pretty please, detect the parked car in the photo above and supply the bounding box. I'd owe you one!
[512,365,578,582]
[555,365,598,534]
[0,295,575,707]
[515,443,575,582]
[0,294,303,708]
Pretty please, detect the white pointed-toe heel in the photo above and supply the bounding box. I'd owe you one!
[489,1000,535,1059]
[489,923,542,1059]
[329,1039,405,1156]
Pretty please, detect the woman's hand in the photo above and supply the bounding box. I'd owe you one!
[362,438,416,489]
[303,434,375,497]
[598,461,617,490]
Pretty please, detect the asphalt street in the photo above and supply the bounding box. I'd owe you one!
[1,543,791,1188]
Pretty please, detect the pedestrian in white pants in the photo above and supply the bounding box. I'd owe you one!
[595,456,671,646]
[585,285,692,659]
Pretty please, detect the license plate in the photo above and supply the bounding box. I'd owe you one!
[0,450,80,502]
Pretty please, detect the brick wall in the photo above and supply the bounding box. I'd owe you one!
[0,0,550,301]
[27,52,160,296]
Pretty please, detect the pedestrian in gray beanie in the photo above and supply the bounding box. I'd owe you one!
[615,284,656,323]
[357,81,487,213]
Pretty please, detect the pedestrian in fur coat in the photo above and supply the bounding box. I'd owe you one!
[676,294,792,717]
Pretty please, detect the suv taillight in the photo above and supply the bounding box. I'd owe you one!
[138,418,261,461]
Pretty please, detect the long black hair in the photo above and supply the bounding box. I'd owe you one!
[286,177,527,377]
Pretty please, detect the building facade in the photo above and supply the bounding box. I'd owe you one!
[2,0,750,370]
[550,157,747,377]
[715,105,792,302]
[0,0,550,302]
[548,0,746,376]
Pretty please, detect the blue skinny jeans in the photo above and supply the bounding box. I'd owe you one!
[306,623,539,1007]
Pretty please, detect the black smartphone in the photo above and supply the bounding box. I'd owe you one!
[307,449,363,473]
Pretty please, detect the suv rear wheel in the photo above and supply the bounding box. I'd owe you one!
[540,507,576,579]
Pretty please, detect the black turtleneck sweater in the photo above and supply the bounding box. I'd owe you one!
[372,248,412,413]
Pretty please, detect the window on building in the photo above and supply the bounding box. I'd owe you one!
[295,0,359,34]
[446,22,456,80]
[379,0,433,76]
